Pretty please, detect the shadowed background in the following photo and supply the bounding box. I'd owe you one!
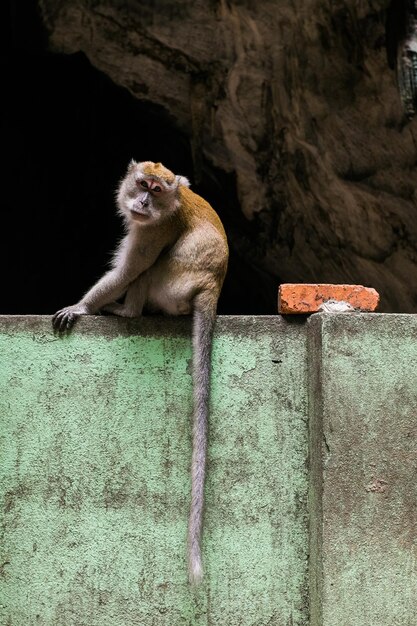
[1,0,416,314]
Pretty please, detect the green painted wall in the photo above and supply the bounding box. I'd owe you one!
[0,316,309,626]
[1,314,417,625]
[309,314,417,626]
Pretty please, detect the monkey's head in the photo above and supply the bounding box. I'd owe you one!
[117,160,190,225]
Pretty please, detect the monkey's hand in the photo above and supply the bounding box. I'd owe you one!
[52,303,91,332]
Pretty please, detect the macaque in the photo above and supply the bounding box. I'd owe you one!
[53,160,229,584]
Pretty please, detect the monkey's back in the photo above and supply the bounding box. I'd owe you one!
[155,185,228,291]
[178,186,228,244]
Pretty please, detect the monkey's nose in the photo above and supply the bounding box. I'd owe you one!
[140,200,149,207]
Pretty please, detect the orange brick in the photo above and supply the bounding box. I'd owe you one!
[278,283,380,314]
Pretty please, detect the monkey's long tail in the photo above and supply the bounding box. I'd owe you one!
[188,294,217,585]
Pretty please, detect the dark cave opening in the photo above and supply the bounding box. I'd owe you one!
[1,1,277,317]
[385,0,408,69]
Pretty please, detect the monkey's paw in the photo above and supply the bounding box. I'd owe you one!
[52,304,89,332]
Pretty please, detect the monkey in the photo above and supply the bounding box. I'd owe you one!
[52,160,229,584]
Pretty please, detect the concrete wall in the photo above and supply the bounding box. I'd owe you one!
[309,314,417,626]
[0,316,309,626]
[0,315,416,625]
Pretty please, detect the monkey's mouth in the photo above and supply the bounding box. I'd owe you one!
[130,209,150,221]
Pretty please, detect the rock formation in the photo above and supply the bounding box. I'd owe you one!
[38,0,417,312]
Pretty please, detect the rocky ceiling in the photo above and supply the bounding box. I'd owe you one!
[37,0,417,312]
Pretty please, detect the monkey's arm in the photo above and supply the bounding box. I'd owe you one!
[53,231,168,331]
[53,269,137,331]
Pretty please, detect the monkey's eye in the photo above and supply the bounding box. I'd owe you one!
[153,185,162,193]
[140,180,149,189]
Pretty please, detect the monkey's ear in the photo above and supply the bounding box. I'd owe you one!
[128,159,137,172]
[176,175,190,188]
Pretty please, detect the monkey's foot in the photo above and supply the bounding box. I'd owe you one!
[52,304,89,332]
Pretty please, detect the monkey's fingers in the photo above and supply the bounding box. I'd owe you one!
[52,311,66,333]
[52,309,79,333]
[52,310,64,332]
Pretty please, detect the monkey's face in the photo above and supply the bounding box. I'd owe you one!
[117,161,185,225]
[130,176,174,223]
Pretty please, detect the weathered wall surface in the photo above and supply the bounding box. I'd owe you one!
[309,314,417,626]
[1,314,417,625]
[0,316,309,626]
[37,1,417,312]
